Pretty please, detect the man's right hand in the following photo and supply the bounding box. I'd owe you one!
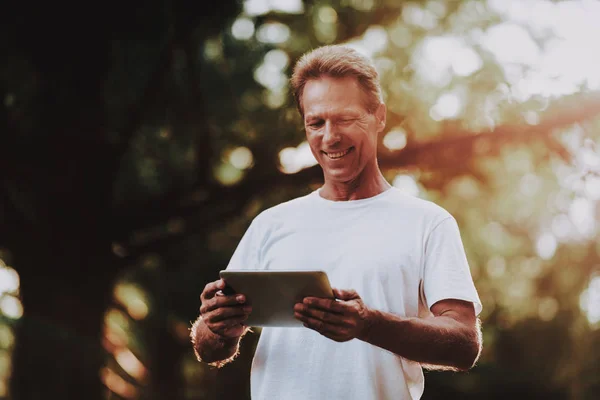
[200,279,252,339]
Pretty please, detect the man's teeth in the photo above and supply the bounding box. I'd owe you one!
[326,148,351,159]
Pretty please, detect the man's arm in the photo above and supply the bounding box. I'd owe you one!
[294,289,481,371]
[190,279,252,367]
[363,298,481,371]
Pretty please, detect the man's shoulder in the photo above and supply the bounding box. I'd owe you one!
[251,191,316,224]
[386,188,452,221]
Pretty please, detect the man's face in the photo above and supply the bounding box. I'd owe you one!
[302,76,386,184]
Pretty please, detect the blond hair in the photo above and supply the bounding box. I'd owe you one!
[290,45,383,118]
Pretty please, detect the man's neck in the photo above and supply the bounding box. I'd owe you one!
[319,168,391,202]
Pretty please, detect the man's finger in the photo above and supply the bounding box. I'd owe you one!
[332,288,359,301]
[296,313,344,337]
[201,279,226,301]
[295,304,346,326]
[302,297,345,314]
[208,305,252,323]
[295,313,324,331]
[201,293,246,314]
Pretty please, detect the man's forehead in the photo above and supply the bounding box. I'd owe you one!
[304,106,362,119]
[303,75,362,95]
[302,77,368,116]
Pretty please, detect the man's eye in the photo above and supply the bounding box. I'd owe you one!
[308,121,324,128]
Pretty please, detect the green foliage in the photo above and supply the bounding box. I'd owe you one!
[2,0,600,399]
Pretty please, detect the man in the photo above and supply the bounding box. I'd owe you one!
[190,45,482,399]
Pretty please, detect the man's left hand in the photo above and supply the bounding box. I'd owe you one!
[294,288,372,342]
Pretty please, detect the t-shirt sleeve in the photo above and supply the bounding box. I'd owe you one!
[226,215,265,271]
[422,216,482,316]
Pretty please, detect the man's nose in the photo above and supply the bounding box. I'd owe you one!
[322,121,341,146]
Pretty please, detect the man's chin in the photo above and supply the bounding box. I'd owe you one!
[323,169,357,184]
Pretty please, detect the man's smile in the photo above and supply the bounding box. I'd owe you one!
[323,147,354,160]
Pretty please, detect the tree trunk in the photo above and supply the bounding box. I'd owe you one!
[5,39,119,396]
[8,209,118,399]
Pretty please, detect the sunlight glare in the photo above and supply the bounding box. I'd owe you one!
[383,128,408,150]
[402,3,438,29]
[115,348,148,381]
[318,6,338,24]
[580,274,600,326]
[412,36,481,86]
[483,0,600,99]
[0,351,10,387]
[103,324,128,349]
[519,173,542,197]
[203,39,223,61]
[0,296,23,319]
[254,63,287,91]
[452,46,482,77]
[0,325,14,349]
[507,280,532,300]
[535,233,557,260]
[579,147,600,170]
[265,49,290,70]
[392,175,420,196]
[215,162,244,186]
[430,92,463,120]
[538,297,558,322]
[229,147,254,170]
[244,0,270,16]
[362,26,388,54]
[349,0,375,11]
[523,111,540,125]
[0,267,19,295]
[551,214,573,240]
[481,23,540,66]
[100,367,138,399]
[568,197,596,238]
[114,284,149,321]
[486,256,506,278]
[389,24,412,48]
[231,18,255,40]
[256,22,291,44]
[105,309,131,333]
[278,142,317,174]
[269,0,304,14]
[584,177,600,200]
[264,89,287,109]
[244,0,305,16]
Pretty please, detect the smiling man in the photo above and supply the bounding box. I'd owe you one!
[190,45,483,400]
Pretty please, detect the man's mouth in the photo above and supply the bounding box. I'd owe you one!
[323,147,354,160]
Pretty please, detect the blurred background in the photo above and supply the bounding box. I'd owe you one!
[1,0,600,399]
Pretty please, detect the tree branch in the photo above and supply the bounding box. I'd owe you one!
[114,92,600,257]
[379,92,600,170]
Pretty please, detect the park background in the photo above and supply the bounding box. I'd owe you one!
[1,0,600,398]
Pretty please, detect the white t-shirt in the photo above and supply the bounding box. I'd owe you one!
[226,187,482,400]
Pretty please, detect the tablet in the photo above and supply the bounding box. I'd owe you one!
[219,270,334,327]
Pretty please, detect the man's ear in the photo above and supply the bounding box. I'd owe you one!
[375,103,387,133]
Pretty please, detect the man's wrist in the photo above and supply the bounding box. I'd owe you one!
[358,307,378,342]
[190,315,239,362]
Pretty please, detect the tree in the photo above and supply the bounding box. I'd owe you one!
[0,2,240,398]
